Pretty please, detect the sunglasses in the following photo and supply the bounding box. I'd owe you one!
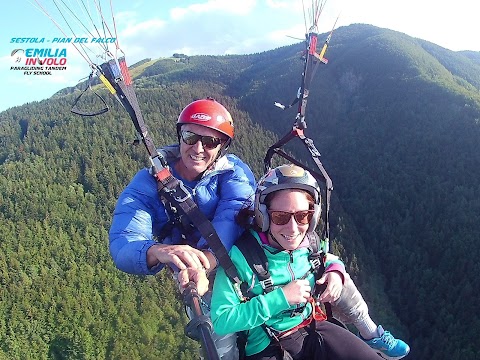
[180,130,224,149]
[268,210,314,226]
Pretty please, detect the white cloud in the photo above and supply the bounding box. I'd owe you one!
[121,18,166,38]
[170,0,256,20]
[266,0,303,10]
[268,25,305,42]
[113,10,142,27]
[266,0,289,9]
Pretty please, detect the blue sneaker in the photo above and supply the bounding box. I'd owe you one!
[361,325,410,360]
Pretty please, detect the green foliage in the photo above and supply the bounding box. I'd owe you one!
[1,23,480,359]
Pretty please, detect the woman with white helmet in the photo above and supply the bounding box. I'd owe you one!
[210,164,402,360]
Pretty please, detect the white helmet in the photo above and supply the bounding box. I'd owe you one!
[254,164,321,232]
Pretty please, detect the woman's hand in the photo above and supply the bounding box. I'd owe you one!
[282,279,312,305]
[317,271,343,303]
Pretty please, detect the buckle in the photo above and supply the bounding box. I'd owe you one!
[260,277,274,291]
[160,178,191,203]
[170,181,192,202]
[310,257,322,270]
[290,305,306,317]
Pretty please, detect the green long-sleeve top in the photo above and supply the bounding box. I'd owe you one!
[210,230,346,356]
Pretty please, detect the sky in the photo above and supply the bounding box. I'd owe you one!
[1,0,479,113]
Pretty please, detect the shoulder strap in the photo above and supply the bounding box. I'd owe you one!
[155,171,240,283]
[305,232,326,276]
[235,231,274,296]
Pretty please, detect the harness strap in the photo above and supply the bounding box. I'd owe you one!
[271,298,327,341]
[264,128,333,241]
[275,317,313,340]
[235,230,273,297]
[154,171,241,284]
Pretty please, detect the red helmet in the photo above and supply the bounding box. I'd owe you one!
[177,98,234,139]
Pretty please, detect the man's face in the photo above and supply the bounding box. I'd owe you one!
[177,123,226,181]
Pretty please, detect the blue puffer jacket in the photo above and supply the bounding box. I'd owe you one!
[109,145,256,275]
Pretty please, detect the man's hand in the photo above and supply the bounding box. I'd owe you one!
[147,243,211,270]
[317,271,343,303]
[178,268,209,296]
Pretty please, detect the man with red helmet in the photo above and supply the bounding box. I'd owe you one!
[110,97,254,279]
[109,98,255,359]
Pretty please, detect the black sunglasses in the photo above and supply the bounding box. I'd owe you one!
[180,130,224,149]
[268,210,314,226]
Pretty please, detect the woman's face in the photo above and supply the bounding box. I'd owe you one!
[267,189,312,251]
[176,123,226,181]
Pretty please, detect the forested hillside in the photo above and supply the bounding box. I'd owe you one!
[1,24,479,359]
[236,24,480,359]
